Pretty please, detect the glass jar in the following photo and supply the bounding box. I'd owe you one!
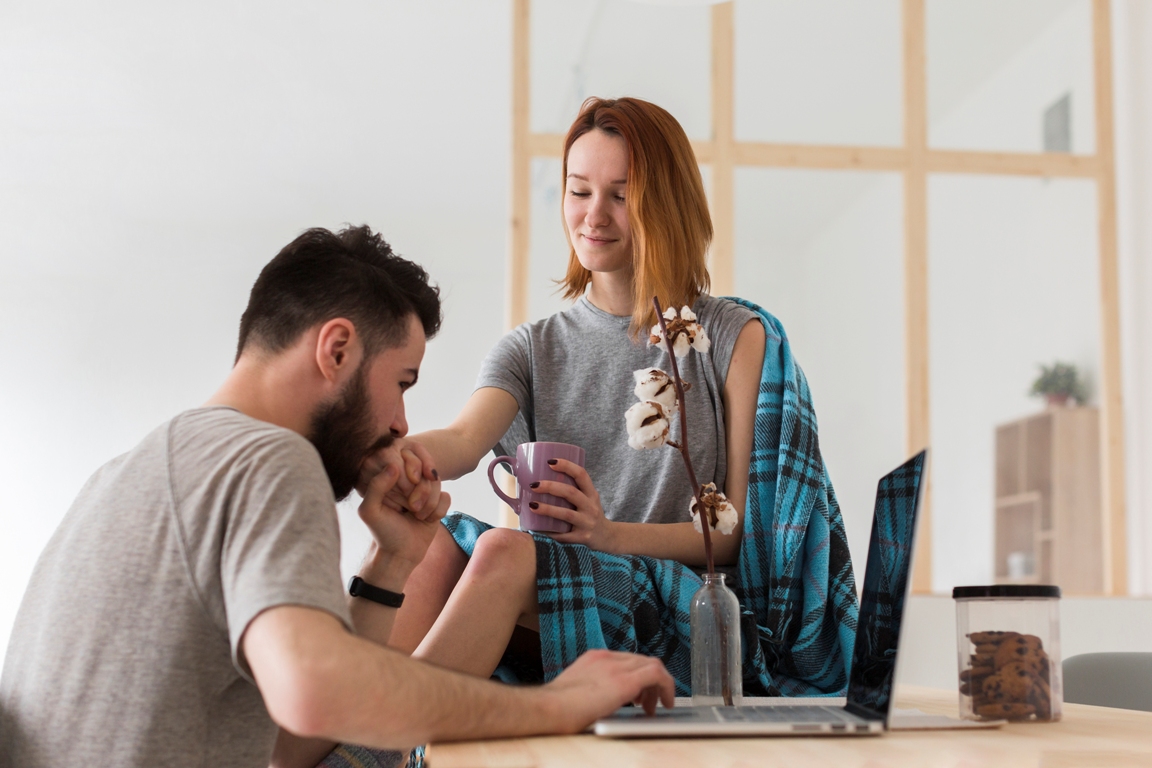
[953,585,1062,722]
[690,573,743,706]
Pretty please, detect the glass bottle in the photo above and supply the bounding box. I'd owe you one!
[690,572,743,706]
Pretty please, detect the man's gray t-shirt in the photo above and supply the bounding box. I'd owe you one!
[479,295,757,525]
[0,407,352,768]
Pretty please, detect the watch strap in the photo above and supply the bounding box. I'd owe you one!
[348,575,405,608]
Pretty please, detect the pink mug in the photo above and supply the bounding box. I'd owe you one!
[487,442,586,533]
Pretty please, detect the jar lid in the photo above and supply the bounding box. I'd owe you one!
[952,585,1061,599]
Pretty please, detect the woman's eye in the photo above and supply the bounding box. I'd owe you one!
[569,190,590,197]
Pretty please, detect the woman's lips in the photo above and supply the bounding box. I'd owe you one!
[582,234,616,245]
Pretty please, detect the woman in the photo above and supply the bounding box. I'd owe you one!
[387,97,852,694]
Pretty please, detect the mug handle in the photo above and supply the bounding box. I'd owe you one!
[487,456,520,512]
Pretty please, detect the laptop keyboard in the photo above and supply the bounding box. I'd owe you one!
[714,706,859,723]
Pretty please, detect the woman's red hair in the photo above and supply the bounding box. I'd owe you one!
[559,97,712,338]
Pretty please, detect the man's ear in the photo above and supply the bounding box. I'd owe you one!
[314,318,362,385]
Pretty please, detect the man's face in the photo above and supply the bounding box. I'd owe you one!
[309,315,425,501]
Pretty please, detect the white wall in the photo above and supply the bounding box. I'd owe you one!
[3,0,1152,673]
[0,0,513,666]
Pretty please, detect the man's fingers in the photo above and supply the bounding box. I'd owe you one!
[401,449,422,486]
[431,490,451,522]
[360,461,400,508]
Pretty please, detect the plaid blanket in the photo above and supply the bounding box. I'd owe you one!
[449,299,857,696]
[322,299,858,763]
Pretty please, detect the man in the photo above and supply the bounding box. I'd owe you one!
[0,226,673,768]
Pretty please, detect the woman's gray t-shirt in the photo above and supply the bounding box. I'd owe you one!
[476,295,758,525]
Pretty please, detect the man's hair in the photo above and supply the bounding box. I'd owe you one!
[236,225,441,362]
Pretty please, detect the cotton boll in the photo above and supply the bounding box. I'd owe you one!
[690,326,711,355]
[688,483,738,534]
[672,333,691,358]
[679,306,697,322]
[714,498,738,535]
[625,400,669,450]
[633,368,678,411]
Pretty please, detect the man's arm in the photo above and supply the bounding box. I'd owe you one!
[251,606,673,762]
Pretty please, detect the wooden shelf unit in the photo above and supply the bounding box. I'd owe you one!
[994,407,1103,593]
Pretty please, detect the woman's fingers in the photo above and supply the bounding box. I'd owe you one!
[529,501,578,525]
[530,480,583,507]
[549,459,597,497]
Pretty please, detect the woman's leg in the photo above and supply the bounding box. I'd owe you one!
[388,524,470,653]
[413,527,539,678]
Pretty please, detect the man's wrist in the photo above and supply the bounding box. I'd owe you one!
[357,544,418,593]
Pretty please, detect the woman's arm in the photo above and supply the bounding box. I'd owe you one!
[536,318,766,567]
[402,387,520,481]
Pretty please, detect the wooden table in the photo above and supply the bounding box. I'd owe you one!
[426,686,1152,767]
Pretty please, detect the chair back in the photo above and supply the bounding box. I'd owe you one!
[1062,652,1152,712]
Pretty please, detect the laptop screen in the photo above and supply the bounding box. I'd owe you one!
[844,450,926,723]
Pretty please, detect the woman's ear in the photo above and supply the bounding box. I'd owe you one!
[314,317,362,385]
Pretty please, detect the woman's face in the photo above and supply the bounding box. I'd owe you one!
[564,129,632,276]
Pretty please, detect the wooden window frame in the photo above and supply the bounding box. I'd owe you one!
[508,0,1128,594]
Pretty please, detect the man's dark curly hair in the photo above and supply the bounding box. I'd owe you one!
[236,225,441,362]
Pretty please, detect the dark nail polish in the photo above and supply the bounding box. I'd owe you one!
[547,459,558,466]
[530,482,540,489]
[432,468,440,481]
[529,501,539,510]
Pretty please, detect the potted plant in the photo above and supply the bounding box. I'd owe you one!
[1030,362,1088,408]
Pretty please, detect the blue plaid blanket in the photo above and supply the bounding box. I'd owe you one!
[322,300,859,763]
[449,299,857,696]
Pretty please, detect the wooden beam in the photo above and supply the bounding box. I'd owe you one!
[508,0,531,332]
[502,0,531,529]
[926,149,1099,177]
[904,0,933,594]
[528,132,715,163]
[530,135,1100,179]
[1092,0,1128,595]
[734,142,907,171]
[709,2,735,296]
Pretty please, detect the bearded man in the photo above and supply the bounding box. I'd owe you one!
[0,226,672,768]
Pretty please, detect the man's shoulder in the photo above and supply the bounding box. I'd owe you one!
[166,407,328,497]
[170,407,318,461]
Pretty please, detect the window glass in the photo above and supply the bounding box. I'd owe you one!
[531,0,711,139]
[928,174,1101,592]
[734,0,902,146]
[927,0,1096,154]
[734,167,906,565]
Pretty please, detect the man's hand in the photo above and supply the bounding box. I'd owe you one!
[540,649,675,732]
[358,439,441,516]
[357,455,451,581]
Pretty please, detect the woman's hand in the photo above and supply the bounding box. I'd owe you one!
[529,459,619,553]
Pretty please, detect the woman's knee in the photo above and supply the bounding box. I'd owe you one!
[424,524,469,579]
[467,527,536,584]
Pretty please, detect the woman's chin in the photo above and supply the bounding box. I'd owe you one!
[575,252,631,276]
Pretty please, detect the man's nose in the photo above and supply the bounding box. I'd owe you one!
[390,399,409,438]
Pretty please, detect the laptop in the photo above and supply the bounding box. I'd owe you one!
[594,450,928,738]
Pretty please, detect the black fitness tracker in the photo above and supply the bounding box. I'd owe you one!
[348,575,405,608]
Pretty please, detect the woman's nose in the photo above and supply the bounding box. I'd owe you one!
[586,194,612,227]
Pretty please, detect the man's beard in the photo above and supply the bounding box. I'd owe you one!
[308,363,395,502]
